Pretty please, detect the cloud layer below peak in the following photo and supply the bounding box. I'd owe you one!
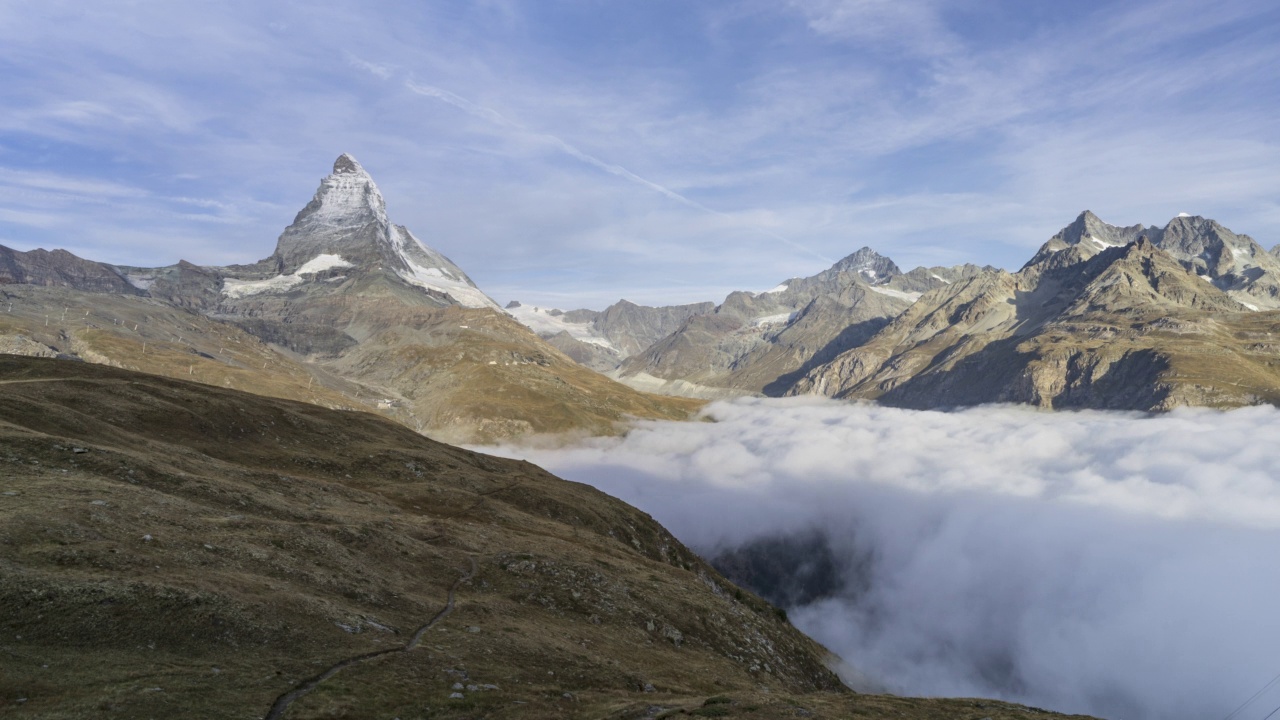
[485,398,1280,720]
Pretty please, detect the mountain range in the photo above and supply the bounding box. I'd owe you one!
[5,153,1265,718]
[513,210,1280,412]
[4,155,1279,421]
[0,155,699,444]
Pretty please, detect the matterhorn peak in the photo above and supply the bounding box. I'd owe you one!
[331,152,369,176]
[256,155,500,311]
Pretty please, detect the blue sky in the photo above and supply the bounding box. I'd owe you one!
[2,0,1279,309]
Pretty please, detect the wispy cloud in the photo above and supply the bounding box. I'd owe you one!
[0,1,1277,305]
[786,0,960,56]
[400,79,832,264]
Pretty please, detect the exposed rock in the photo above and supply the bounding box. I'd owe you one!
[615,249,989,395]
[0,246,142,295]
[540,330,623,372]
[791,221,1280,411]
[590,299,717,357]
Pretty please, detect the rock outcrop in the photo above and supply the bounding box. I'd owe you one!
[791,214,1280,411]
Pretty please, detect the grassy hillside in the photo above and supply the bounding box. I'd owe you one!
[0,356,1100,719]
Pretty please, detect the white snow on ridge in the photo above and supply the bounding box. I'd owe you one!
[868,286,922,302]
[1086,235,1127,248]
[763,283,789,294]
[931,274,951,284]
[398,260,500,310]
[389,226,501,310]
[506,304,617,349]
[1178,212,1192,218]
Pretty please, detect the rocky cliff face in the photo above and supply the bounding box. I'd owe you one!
[1154,214,1280,309]
[791,216,1280,411]
[1025,211,1280,309]
[591,299,717,357]
[0,246,143,295]
[614,248,989,396]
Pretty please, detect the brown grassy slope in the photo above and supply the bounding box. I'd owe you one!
[0,356,1101,720]
[0,285,377,413]
[325,301,705,443]
[0,284,703,444]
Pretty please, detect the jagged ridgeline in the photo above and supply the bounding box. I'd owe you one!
[509,248,994,398]
[4,154,1279,424]
[790,212,1280,410]
[0,155,701,443]
[511,211,1280,411]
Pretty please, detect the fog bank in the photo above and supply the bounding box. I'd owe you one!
[483,398,1280,720]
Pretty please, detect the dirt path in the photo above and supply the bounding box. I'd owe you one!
[263,556,478,720]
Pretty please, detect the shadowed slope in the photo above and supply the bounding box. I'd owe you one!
[0,356,1100,720]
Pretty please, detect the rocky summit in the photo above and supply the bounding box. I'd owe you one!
[502,209,1280,416]
[789,212,1280,411]
[513,247,993,399]
[0,155,700,443]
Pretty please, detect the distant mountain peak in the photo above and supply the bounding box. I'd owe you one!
[1024,210,1152,269]
[235,155,500,310]
[828,247,901,284]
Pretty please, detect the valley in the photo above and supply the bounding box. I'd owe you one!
[4,156,1280,720]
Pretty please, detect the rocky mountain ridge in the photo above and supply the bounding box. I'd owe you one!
[789,212,1280,411]
[511,247,993,398]
[504,208,1280,414]
[0,155,701,443]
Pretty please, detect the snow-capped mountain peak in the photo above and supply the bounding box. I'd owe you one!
[297,153,389,229]
[229,154,500,310]
[826,247,902,284]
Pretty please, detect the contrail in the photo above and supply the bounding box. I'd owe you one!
[403,80,831,264]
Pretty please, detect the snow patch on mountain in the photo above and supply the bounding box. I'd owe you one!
[507,304,617,349]
[763,283,789,294]
[752,312,798,327]
[388,225,500,310]
[296,253,353,274]
[124,272,156,291]
[1087,234,1127,248]
[867,286,922,302]
[397,259,498,309]
[222,253,353,298]
[222,273,304,298]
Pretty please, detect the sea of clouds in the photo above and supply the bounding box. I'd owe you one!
[482,397,1280,720]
